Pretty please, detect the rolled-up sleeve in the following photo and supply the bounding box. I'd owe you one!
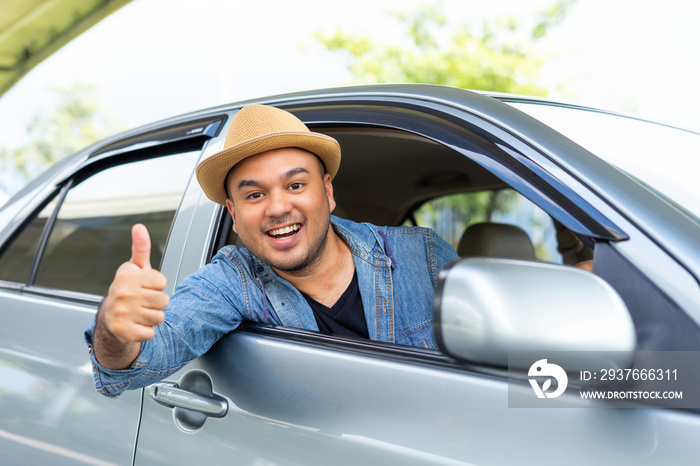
[84,321,158,397]
[84,249,252,397]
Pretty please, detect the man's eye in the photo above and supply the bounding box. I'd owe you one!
[247,192,263,200]
[289,182,303,190]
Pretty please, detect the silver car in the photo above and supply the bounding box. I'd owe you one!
[1,84,699,465]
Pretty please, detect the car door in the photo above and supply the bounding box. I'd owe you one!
[133,91,700,465]
[0,117,223,465]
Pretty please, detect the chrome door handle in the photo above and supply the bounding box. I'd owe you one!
[150,382,228,418]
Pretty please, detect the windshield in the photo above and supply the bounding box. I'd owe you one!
[509,102,700,220]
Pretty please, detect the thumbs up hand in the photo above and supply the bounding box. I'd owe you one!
[93,224,169,369]
[130,222,154,270]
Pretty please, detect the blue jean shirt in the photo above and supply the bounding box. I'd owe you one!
[85,216,458,397]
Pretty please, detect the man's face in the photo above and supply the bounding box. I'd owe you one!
[225,148,336,273]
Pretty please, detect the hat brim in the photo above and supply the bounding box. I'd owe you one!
[196,130,341,205]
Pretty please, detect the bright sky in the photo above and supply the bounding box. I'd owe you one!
[0,0,698,194]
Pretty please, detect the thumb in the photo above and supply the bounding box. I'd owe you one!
[130,223,152,270]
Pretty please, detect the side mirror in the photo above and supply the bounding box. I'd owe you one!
[434,258,636,371]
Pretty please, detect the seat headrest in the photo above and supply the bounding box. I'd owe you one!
[458,222,536,260]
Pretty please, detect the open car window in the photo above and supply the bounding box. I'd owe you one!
[213,123,596,269]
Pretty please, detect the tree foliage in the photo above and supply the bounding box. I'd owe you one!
[0,82,126,193]
[315,0,576,95]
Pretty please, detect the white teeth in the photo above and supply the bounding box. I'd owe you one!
[269,224,300,237]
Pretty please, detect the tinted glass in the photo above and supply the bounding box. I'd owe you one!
[407,188,562,262]
[0,198,58,284]
[31,151,199,295]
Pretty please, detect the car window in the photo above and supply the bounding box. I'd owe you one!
[0,197,58,284]
[0,150,199,295]
[405,188,563,263]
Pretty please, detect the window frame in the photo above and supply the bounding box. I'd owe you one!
[204,101,627,361]
[0,119,226,303]
[0,135,216,304]
[207,102,625,261]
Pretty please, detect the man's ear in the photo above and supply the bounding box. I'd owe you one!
[225,198,237,233]
[323,173,336,213]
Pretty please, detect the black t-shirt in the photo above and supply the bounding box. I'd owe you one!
[301,269,369,339]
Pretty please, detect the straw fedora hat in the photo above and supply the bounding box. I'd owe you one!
[196,104,341,205]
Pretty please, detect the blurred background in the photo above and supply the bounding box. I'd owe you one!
[1,0,698,204]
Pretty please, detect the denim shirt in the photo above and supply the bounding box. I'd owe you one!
[85,216,458,397]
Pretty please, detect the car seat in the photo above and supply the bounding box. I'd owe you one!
[457,222,536,260]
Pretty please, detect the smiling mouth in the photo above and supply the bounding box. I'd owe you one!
[267,223,301,239]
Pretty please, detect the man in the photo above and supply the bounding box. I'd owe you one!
[86,104,457,397]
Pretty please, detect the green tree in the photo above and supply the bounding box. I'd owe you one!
[0,82,127,193]
[315,0,576,95]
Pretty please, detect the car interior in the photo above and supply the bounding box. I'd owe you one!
[215,126,594,267]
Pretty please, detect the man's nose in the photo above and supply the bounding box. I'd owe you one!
[266,189,292,217]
